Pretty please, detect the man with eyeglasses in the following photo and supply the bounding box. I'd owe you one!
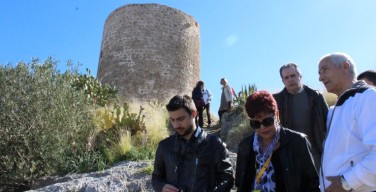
[152,95,234,192]
[273,63,328,171]
[235,91,319,191]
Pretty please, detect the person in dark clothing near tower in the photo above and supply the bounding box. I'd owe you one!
[192,81,205,128]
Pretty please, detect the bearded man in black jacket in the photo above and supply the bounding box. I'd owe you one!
[152,95,234,192]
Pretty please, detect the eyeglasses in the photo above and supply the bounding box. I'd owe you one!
[250,116,275,129]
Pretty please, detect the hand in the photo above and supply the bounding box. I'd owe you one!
[162,184,179,192]
[325,176,346,192]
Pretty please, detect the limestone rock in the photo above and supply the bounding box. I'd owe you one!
[29,153,238,192]
[29,161,153,192]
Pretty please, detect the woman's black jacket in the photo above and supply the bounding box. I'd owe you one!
[235,127,320,192]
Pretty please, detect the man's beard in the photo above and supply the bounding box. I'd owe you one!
[177,123,195,137]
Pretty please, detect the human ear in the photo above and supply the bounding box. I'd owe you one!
[191,110,197,118]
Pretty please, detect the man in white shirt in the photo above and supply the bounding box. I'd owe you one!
[318,52,376,192]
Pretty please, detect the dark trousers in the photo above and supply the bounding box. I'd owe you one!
[195,106,204,128]
[218,109,228,122]
[204,103,211,125]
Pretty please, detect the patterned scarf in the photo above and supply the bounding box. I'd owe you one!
[252,125,281,191]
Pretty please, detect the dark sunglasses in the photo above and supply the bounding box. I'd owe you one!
[250,116,275,129]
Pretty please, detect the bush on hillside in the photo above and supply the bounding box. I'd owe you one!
[0,58,173,191]
[233,84,257,108]
[0,58,106,191]
[72,68,118,107]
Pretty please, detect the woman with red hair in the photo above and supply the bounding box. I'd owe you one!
[235,91,319,191]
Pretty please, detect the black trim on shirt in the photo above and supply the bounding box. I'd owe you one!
[336,85,371,107]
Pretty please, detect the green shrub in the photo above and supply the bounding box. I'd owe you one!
[233,84,257,108]
[72,68,118,107]
[142,164,154,175]
[61,150,108,173]
[0,58,172,191]
[0,58,101,191]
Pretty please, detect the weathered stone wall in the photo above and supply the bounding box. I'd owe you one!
[97,4,200,103]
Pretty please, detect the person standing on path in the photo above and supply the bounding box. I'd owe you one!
[201,81,213,128]
[192,81,205,128]
[218,78,234,123]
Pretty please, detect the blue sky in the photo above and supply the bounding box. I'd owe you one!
[1,0,375,114]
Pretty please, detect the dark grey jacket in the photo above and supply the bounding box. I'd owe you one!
[152,130,234,192]
[273,85,328,154]
[235,128,320,192]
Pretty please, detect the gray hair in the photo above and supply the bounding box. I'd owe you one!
[320,52,357,79]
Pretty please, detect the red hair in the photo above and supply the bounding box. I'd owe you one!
[244,91,278,118]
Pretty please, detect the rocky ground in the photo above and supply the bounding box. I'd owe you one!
[28,114,240,192]
[204,124,221,136]
[28,153,238,192]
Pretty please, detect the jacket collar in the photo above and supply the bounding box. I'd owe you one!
[281,85,318,97]
[248,126,291,149]
[177,126,207,144]
[195,126,208,144]
[278,127,291,147]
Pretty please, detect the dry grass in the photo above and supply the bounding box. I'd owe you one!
[226,112,254,152]
[323,92,338,107]
[92,100,170,163]
[127,101,170,148]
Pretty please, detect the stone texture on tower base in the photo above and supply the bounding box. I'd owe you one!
[97,4,200,104]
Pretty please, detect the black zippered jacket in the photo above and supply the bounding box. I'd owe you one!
[273,85,328,156]
[152,130,234,192]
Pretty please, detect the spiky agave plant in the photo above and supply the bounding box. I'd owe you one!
[233,84,257,108]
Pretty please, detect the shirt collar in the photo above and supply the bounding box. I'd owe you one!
[297,85,304,93]
[352,80,367,89]
[194,126,202,138]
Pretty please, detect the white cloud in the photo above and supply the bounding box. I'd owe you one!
[225,34,238,46]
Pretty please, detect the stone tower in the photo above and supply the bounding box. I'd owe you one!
[97,4,200,103]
